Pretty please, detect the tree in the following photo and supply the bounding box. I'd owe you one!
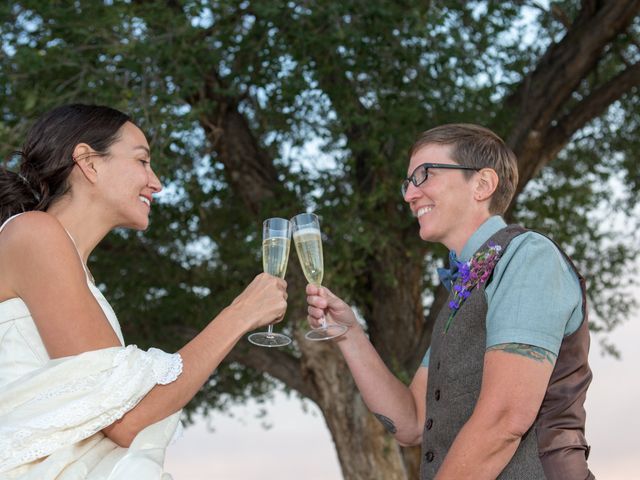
[1,1,639,478]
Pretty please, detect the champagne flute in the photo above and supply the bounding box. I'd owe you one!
[248,218,292,347]
[292,213,347,341]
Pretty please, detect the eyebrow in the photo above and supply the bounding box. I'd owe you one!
[134,145,151,156]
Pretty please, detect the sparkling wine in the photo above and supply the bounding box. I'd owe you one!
[262,236,291,278]
[293,228,323,285]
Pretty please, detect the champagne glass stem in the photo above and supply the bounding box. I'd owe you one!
[247,217,292,348]
[291,212,347,341]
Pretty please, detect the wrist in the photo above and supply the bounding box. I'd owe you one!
[334,321,365,344]
[217,303,253,335]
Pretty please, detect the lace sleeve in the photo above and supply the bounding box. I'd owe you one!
[146,347,183,385]
[0,345,183,473]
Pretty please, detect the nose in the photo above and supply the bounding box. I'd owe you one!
[403,181,421,203]
[148,168,163,193]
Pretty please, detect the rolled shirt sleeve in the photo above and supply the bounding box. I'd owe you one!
[484,232,583,356]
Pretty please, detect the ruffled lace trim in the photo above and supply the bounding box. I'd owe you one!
[0,345,183,472]
[147,347,183,385]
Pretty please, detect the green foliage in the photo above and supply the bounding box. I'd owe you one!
[1,1,638,415]
[512,107,640,356]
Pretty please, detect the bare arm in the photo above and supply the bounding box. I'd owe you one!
[2,212,287,447]
[435,343,555,479]
[307,284,427,445]
[103,275,286,446]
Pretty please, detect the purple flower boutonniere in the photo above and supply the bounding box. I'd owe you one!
[444,242,503,333]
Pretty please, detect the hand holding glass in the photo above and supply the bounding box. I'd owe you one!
[248,218,292,347]
[292,213,347,341]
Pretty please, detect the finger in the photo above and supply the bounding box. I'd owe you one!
[307,315,323,329]
[320,286,341,304]
[306,294,327,309]
[305,283,320,295]
[275,280,287,294]
[318,285,331,298]
[321,288,347,312]
[307,305,325,318]
[262,272,277,281]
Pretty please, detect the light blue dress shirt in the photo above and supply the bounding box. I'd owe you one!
[421,216,583,368]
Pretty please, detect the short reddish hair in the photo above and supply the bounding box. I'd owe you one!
[410,124,518,214]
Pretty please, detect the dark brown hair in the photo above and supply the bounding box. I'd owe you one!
[1,104,130,223]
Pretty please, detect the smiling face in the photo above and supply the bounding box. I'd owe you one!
[94,122,162,230]
[403,143,490,253]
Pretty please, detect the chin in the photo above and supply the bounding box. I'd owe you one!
[419,226,440,244]
[135,219,151,231]
[120,217,150,231]
[418,226,433,242]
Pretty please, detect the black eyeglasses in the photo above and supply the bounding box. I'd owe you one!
[401,162,479,197]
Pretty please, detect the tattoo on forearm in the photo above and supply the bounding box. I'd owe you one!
[487,343,557,366]
[374,413,397,434]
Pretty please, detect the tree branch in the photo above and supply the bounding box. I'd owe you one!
[187,69,281,215]
[297,46,369,162]
[545,61,640,162]
[550,3,572,29]
[508,1,639,143]
[225,345,318,402]
[505,1,640,213]
[506,61,640,222]
[133,0,281,215]
[274,9,374,190]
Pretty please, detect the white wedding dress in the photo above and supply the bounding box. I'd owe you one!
[0,214,183,480]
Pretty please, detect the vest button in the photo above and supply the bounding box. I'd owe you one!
[425,451,434,462]
[426,418,433,430]
[435,389,441,401]
[436,361,441,370]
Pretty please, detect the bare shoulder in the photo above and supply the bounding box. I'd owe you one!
[0,211,73,256]
[1,212,120,355]
[0,212,83,298]
[1,211,63,241]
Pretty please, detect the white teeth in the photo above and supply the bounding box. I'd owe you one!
[139,196,150,207]
[416,206,433,217]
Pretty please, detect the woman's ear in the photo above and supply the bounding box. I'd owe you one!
[474,168,499,202]
[72,144,98,184]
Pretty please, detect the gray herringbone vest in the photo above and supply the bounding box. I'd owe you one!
[419,225,593,480]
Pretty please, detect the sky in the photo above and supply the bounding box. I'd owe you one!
[165,312,640,479]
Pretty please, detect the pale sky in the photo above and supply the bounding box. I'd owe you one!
[165,312,640,479]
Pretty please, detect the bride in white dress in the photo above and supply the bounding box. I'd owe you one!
[0,104,288,479]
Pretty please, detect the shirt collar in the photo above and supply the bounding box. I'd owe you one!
[459,216,506,262]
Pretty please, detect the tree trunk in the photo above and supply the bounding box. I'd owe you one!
[157,3,640,479]
[367,247,431,374]
[297,336,409,480]
[503,0,640,216]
